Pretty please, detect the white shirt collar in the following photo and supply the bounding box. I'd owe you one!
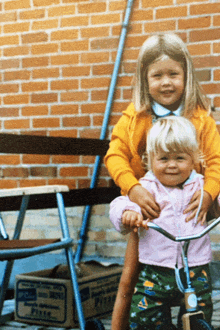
[152,101,183,117]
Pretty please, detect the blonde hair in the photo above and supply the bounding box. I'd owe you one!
[133,33,210,117]
[145,116,201,170]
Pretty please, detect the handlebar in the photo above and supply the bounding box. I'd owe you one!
[147,217,220,242]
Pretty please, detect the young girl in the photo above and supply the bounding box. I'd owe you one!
[104,33,220,330]
[110,117,213,329]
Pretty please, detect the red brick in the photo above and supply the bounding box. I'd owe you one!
[33,0,59,6]
[187,43,211,56]
[214,43,220,54]
[61,40,89,52]
[0,35,19,46]
[214,70,220,81]
[156,6,187,19]
[92,64,114,76]
[32,68,59,79]
[22,105,49,116]
[81,103,106,114]
[0,155,20,165]
[82,155,96,165]
[22,56,49,68]
[81,52,110,64]
[52,155,80,164]
[214,97,220,107]
[62,66,90,77]
[81,77,110,89]
[5,0,30,10]
[190,3,220,15]
[51,79,78,91]
[202,83,220,94]
[63,116,90,127]
[49,129,77,138]
[0,107,19,117]
[30,167,57,177]
[51,54,79,65]
[4,94,29,105]
[3,167,29,177]
[22,32,48,44]
[61,16,89,28]
[190,29,220,42]
[59,166,88,177]
[193,56,220,69]
[78,179,91,189]
[22,81,48,92]
[78,3,106,13]
[4,119,30,129]
[142,0,173,6]
[144,20,175,33]
[91,90,108,102]
[0,83,19,94]
[0,12,17,23]
[109,0,127,11]
[51,29,78,41]
[80,128,100,139]
[214,15,220,27]
[178,16,211,30]
[23,154,50,164]
[91,38,119,50]
[0,59,20,70]
[20,179,47,187]
[3,46,30,57]
[33,117,60,128]
[4,22,30,34]
[48,5,76,17]
[61,91,89,102]
[31,43,58,55]
[195,70,211,82]
[19,9,45,20]
[91,13,121,25]
[51,104,78,115]
[32,19,58,30]
[0,180,18,189]
[81,26,109,39]
[132,9,153,22]
[31,93,57,104]
[48,179,76,189]
[123,88,132,100]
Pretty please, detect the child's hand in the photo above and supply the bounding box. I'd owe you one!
[184,190,212,225]
[128,185,160,220]
[122,210,144,232]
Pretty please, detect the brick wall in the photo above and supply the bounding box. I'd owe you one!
[1,0,220,259]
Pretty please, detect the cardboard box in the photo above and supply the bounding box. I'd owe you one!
[15,261,122,328]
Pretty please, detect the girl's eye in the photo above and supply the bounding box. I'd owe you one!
[160,157,168,161]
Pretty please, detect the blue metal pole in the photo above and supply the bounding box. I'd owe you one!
[75,0,135,263]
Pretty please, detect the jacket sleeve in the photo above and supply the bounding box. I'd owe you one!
[104,105,140,195]
[201,115,220,200]
[109,196,142,235]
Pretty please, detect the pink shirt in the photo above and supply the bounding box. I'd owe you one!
[109,170,212,269]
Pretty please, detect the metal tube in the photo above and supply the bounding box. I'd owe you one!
[75,0,135,263]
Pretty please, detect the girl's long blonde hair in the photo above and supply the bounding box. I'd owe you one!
[133,33,210,117]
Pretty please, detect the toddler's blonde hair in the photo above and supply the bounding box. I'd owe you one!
[133,33,210,117]
[145,116,201,170]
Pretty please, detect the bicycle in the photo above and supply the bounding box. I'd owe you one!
[146,217,220,330]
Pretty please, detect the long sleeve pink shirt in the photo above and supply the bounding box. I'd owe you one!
[109,170,212,269]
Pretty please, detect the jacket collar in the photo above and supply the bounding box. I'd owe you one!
[152,101,183,118]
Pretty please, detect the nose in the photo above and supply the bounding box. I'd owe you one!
[167,159,177,168]
[161,75,171,86]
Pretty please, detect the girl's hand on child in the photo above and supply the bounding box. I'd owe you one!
[184,190,212,224]
[122,210,143,232]
[128,185,160,220]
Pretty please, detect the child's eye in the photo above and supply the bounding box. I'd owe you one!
[160,157,168,161]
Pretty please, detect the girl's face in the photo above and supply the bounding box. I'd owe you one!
[147,57,185,111]
[152,151,194,187]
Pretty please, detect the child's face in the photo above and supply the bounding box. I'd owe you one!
[152,151,194,187]
[147,57,185,111]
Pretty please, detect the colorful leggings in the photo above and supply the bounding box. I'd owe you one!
[129,264,213,330]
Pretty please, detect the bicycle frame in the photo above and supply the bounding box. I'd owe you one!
[147,217,220,330]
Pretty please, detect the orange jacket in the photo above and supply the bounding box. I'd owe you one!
[104,103,220,200]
